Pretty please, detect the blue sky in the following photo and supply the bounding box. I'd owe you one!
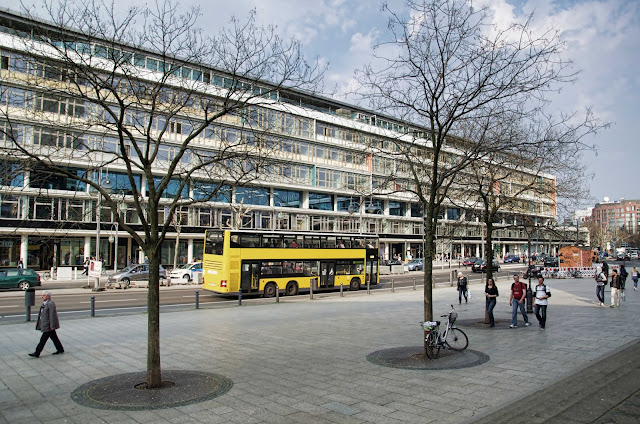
[187,0,639,207]
[21,0,640,206]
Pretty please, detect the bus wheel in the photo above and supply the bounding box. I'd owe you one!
[285,281,298,296]
[263,282,277,298]
[350,278,361,291]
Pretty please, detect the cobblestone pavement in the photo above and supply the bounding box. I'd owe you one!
[1,278,638,423]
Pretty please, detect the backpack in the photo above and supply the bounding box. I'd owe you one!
[621,267,628,278]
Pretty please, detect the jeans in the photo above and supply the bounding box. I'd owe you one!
[611,287,621,306]
[511,299,528,326]
[633,276,638,289]
[534,304,547,328]
[458,288,467,304]
[596,285,605,304]
[486,298,496,326]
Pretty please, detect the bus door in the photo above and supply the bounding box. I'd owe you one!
[241,261,261,293]
[319,261,336,288]
[366,259,378,285]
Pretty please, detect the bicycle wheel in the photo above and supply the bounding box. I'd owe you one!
[445,328,468,351]
[425,332,441,359]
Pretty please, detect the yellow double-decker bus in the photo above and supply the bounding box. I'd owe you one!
[202,229,379,297]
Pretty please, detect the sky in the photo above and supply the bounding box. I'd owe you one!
[19,0,640,207]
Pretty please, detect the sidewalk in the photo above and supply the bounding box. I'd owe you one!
[1,278,638,423]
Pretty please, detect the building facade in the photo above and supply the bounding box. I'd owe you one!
[0,9,559,273]
[591,199,640,234]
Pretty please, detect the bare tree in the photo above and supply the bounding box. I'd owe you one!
[1,0,322,387]
[355,0,590,356]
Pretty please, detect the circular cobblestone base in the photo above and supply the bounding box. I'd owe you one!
[367,346,489,370]
[456,317,515,330]
[71,370,233,411]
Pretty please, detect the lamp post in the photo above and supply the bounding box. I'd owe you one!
[93,176,112,291]
[523,218,538,314]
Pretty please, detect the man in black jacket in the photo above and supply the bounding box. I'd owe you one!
[610,269,622,308]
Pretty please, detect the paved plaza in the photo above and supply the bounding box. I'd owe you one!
[1,277,639,423]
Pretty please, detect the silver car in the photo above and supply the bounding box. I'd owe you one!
[106,264,167,288]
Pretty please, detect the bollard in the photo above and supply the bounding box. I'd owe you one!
[90,296,95,317]
[24,288,35,322]
[340,283,344,297]
[367,278,370,295]
[195,290,199,309]
[413,277,416,290]
[238,290,242,306]
[392,278,395,292]
[276,285,280,303]
[310,280,314,300]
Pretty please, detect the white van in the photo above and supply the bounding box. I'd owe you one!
[169,262,203,282]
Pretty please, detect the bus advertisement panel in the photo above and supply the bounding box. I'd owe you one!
[202,229,379,297]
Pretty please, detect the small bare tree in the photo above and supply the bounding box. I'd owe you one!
[1,0,322,387]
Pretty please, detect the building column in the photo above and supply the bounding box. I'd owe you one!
[187,238,194,263]
[20,235,28,267]
[84,236,91,260]
[502,244,507,258]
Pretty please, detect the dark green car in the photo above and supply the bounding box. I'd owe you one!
[0,268,42,290]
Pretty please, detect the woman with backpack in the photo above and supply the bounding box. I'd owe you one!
[620,264,628,301]
[457,272,468,304]
[594,266,607,306]
[632,266,639,290]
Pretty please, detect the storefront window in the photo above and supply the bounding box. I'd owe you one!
[161,240,188,266]
[0,238,20,267]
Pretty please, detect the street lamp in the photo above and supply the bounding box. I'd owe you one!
[93,176,112,291]
[523,218,538,314]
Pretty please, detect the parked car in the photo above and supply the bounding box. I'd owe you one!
[462,257,479,266]
[0,268,41,290]
[544,257,559,267]
[169,262,203,282]
[406,259,424,271]
[106,264,167,288]
[503,255,521,263]
[471,260,500,273]
[616,252,630,261]
[631,252,639,260]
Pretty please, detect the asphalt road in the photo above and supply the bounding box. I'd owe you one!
[0,262,528,322]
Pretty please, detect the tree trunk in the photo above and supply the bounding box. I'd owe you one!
[423,208,435,354]
[147,216,162,388]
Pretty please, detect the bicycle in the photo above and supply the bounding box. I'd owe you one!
[41,266,57,281]
[422,305,469,359]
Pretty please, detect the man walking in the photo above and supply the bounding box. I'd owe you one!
[533,276,551,330]
[610,269,622,308]
[595,266,607,306]
[29,291,64,357]
[509,275,530,328]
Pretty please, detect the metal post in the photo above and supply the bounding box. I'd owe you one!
[275,285,280,303]
[238,290,242,306]
[391,278,395,292]
[25,305,31,322]
[526,235,533,313]
[367,278,370,294]
[195,290,199,309]
[90,296,95,317]
[310,278,314,300]
[340,283,344,297]
[413,277,416,290]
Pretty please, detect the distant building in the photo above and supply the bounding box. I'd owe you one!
[590,198,640,233]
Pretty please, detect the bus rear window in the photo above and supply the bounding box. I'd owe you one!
[205,232,224,255]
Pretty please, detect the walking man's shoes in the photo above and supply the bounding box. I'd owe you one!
[53,351,64,355]
[28,353,39,358]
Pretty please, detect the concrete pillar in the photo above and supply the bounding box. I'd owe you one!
[187,238,194,263]
[84,236,91,260]
[20,235,28,268]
